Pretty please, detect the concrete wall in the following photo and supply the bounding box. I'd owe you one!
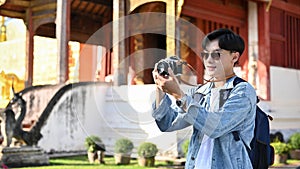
[37,83,188,157]
[259,66,300,140]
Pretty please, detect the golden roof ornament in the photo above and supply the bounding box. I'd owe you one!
[0,16,6,42]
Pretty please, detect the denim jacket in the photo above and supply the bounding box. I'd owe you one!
[152,76,256,169]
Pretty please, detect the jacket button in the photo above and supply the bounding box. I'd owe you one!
[191,157,195,160]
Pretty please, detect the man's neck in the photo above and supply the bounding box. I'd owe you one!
[213,81,226,88]
[211,73,235,88]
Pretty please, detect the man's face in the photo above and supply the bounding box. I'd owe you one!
[201,40,237,79]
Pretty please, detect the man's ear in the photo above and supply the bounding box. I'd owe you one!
[232,52,240,63]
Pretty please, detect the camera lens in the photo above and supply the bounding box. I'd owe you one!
[157,61,169,76]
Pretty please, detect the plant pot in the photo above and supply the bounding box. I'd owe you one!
[290,149,300,160]
[87,151,97,163]
[114,153,131,165]
[274,154,288,164]
[138,156,155,167]
[97,150,105,164]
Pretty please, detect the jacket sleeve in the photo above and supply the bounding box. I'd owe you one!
[152,88,197,132]
[182,82,256,139]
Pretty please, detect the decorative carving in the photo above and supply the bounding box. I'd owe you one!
[0,16,6,42]
[0,88,42,147]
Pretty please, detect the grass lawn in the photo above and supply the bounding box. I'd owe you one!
[11,155,300,169]
[14,155,175,169]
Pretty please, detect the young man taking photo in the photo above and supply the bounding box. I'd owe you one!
[152,28,256,169]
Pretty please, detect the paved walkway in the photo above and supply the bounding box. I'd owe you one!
[156,156,300,169]
[156,165,300,169]
[269,164,300,169]
[156,163,300,169]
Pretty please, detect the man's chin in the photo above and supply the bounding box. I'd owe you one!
[207,72,216,77]
[206,73,225,79]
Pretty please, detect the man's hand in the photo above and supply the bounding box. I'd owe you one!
[153,66,184,100]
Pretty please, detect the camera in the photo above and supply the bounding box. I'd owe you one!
[156,56,182,76]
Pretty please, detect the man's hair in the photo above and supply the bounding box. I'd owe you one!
[202,28,245,56]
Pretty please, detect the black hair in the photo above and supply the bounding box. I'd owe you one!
[202,28,245,56]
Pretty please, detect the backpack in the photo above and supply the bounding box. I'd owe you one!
[232,77,275,169]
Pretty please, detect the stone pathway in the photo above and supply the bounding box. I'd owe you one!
[269,163,300,169]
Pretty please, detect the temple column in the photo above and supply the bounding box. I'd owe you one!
[56,0,70,84]
[248,1,258,89]
[257,2,271,100]
[25,8,34,87]
[113,0,127,85]
[166,0,176,56]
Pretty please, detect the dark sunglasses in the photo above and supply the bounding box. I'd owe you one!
[200,51,221,60]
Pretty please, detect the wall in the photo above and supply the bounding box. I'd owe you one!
[37,83,187,157]
[259,66,300,139]
[78,44,98,82]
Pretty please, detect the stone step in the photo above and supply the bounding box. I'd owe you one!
[0,146,49,168]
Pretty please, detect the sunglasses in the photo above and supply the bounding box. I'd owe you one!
[200,51,221,60]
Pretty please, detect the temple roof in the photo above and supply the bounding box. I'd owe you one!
[0,0,112,44]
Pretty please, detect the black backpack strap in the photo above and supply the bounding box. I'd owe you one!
[232,77,248,142]
[233,76,246,87]
[233,77,260,104]
[232,131,240,141]
[233,131,251,154]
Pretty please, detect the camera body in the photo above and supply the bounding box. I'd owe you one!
[156,56,182,76]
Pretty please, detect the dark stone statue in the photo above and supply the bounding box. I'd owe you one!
[0,89,42,147]
[0,82,93,147]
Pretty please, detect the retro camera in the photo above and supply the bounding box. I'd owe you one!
[156,56,183,76]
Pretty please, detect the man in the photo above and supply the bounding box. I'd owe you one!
[152,28,256,169]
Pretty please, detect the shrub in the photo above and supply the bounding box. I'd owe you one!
[137,142,158,158]
[181,139,190,157]
[84,135,105,152]
[270,132,285,143]
[288,132,300,150]
[271,142,291,155]
[114,138,134,155]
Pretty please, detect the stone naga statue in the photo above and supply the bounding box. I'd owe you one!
[0,82,88,147]
[0,87,42,147]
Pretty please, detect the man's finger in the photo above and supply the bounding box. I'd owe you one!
[168,67,177,80]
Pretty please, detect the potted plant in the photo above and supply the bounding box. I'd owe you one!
[288,132,300,160]
[137,142,158,167]
[271,141,291,164]
[84,135,106,163]
[114,138,134,165]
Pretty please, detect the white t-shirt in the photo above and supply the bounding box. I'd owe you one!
[195,135,214,168]
[194,88,221,168]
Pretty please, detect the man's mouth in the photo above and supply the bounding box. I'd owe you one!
[206,66,216,71]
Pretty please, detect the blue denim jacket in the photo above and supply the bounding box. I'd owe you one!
[152,76,256,169]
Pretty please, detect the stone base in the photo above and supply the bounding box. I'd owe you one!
[0,146,49,167]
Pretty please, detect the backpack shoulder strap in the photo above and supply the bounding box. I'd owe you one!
[233,76,246,87]
[231,76,252,146]
[233,77,260,104]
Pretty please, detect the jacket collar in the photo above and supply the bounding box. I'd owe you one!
[196,76,237,95]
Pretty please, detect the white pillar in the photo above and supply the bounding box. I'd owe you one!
[248,1,259,89]
[113,0,127,85]
[56,0,70,83]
